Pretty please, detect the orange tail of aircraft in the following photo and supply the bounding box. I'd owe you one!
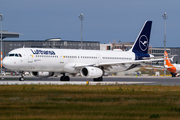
[164,51,176,74]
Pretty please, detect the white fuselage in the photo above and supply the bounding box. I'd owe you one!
[3,48,136,73]
[172,64,180,73]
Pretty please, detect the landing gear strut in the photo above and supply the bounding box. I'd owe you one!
[60,73,70,81]
[19,72,25,81]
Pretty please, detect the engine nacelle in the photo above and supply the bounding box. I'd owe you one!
[80,67,103,78]
[31,72,54,77]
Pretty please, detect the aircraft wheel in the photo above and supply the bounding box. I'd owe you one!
[65,76,70,81]
[171,72,176,77]
[93,77,103,82]
[19,77,25,81]
[60,76,70,81]
[60,76,64,81]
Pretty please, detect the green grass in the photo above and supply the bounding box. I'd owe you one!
[0,85,180,119]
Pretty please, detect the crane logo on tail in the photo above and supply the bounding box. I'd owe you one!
[139,35,148,51]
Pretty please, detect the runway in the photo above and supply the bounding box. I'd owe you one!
[0,76,180,86]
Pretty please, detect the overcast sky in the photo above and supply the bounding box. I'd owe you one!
[0,0,180,47]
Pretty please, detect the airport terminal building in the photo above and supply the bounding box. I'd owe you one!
[1,39,100,58]
[0,31,100,58]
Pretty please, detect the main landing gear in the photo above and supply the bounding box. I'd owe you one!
[93,77,103,82]
[171,72,179,77]
[19,72,25,81]
[60,73,70,81]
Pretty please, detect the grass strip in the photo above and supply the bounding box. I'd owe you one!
[0,85,180,120]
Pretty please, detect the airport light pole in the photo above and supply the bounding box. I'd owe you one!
[162,12,167,76]
[0,14,3,74]
[79,13,84,49]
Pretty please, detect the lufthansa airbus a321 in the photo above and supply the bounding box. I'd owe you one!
[2,21,163,81]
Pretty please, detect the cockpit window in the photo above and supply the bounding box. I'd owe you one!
[9,54,15,57]
[6,53,22,57]
[15,54,18,57]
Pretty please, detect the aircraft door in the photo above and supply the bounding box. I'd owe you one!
[25,50,35,70]
[97,54,101,65]
[26,50,33,63]
[59,52,64,71]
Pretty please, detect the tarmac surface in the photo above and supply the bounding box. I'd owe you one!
[0,76,180,86]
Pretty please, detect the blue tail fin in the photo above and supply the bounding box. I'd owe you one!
[130,21,152,54]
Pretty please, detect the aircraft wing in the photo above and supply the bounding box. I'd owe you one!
[74,63,96,68]
[143,56,175,62]
[74,58,164,68]
[143,56,165,60]
[97,58,164,66]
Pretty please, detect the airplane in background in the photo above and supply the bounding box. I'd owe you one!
[164,51,180,77]
[2,21,164,81]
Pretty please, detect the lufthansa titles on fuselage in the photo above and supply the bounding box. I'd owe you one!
[30,49,55,55]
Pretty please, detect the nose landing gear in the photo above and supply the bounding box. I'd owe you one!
[19,72,25,81]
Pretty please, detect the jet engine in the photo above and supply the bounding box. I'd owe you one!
[31,72,54,77]
[80,67,103,78]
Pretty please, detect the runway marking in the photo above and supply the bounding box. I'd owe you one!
[0,81,154,85]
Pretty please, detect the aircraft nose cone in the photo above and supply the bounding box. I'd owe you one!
[2,57,10,68]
